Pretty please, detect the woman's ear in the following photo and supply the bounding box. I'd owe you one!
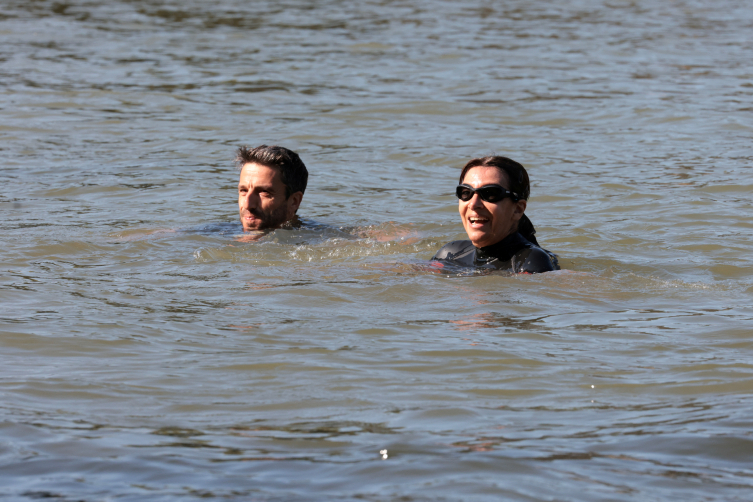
[514,199,527,219]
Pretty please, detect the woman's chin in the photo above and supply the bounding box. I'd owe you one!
[468,229,513,248]
[468,234,493,248]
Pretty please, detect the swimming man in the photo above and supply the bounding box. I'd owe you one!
[236,145,309,231]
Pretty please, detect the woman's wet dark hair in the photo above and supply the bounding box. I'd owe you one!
[459,156,540,246]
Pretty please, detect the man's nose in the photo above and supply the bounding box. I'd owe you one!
[242,191,259,208]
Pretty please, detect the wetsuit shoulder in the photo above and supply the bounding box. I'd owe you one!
[514,246,559,274]
[432,240,475,261]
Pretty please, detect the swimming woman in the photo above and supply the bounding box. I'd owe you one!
[432,156,559,274]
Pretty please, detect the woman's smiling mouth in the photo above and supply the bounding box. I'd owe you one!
[468,216,489,227]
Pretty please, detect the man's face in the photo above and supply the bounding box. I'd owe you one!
[459,166,527,248]
[238,163,301,231]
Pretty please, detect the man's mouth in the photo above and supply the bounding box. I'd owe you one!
[241,210,265,230]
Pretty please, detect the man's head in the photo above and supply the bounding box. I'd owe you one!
[235,145,308,231]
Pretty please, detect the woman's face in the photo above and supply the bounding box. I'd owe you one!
[459,166,527,248]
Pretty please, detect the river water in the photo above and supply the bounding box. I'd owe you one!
[2,0,753,500]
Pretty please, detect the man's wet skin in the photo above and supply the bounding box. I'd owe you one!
[238,162,302,232]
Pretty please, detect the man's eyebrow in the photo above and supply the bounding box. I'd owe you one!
[238,183,276,192]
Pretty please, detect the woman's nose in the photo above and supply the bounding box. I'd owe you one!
[469,193,484,208]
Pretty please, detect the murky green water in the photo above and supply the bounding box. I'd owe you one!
[2,0,753,500]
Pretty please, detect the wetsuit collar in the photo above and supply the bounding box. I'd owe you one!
[475,232,530,263]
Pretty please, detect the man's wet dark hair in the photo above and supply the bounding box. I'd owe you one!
[458,155,539,246]
[235,145,308,199]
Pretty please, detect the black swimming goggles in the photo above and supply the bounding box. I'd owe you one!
[456,184,520,203]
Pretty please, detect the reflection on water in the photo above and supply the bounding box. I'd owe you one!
[451,312,547,333]
[2,0,753,500]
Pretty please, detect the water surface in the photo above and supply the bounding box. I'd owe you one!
[2,0,753,500]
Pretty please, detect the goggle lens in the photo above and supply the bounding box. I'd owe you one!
[455,184,518,203]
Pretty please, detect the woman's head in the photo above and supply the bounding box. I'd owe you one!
[458,156,530,200]
[457,156,535,248]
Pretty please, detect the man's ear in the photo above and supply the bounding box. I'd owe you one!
[287,191,303,215]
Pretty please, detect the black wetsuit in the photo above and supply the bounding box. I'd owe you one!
[432,232,559,274]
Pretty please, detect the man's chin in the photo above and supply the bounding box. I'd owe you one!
[241,217,265,232]
[240,211,289,232]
